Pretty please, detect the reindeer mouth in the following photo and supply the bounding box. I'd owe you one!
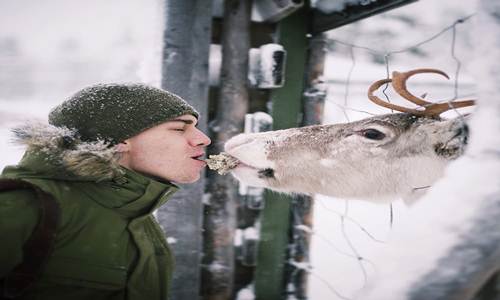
[230,159,276,179]
[223,139,277,180]
[236,161,275,177]
[239,162,255,169]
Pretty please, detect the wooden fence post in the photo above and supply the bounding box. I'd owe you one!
[159,1,213,299]
[201,0,252,299]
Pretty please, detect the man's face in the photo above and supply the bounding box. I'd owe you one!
[120,114,211,183]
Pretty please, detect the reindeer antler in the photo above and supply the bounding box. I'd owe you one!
[367,68,476,117]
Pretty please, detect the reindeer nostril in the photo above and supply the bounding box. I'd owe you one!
[258,168,275,179]
[455,124,469,140]
[462,124,469,137]
[460,124,469,144]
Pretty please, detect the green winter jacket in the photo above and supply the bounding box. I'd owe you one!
[0,123,178,300]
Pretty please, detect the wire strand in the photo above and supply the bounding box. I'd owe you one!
[326,14,475,119]
[326,14,475,56]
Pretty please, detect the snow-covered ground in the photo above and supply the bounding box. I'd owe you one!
[0,1,481,300]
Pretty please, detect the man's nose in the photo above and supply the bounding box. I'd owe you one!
[191,129,211,147]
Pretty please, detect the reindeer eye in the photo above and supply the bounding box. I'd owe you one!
[361,129,386,140]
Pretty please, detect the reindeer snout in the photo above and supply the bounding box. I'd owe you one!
[457,123,469,139]
[224,134,250,152]
[223,132,274,170]
[434,120,470,159]
[258,168,275,179]
[452,122,469,144]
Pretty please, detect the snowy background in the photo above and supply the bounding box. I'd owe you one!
[0,0,479,299]
[309,1,477,299]
[0,0,164,166]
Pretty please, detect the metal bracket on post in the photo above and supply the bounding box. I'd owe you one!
[249,44,286,89]
[244,188,265,210]
[210,44,286,89]
[236,226,261,267]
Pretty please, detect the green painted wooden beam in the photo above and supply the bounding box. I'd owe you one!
[269,12,309,131]
[254,7,309,300]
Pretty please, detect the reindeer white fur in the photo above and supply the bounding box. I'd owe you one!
[222,69,474,203]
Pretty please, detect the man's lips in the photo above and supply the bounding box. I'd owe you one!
[191,156,207,168]
[191,153,206,161]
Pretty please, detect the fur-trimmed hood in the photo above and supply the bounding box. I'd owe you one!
[10,122,125,182]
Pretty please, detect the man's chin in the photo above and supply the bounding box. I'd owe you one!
[137,172,199,185]
[170,173,201,184]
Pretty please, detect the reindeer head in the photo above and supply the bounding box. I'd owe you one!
[224,69,474,203]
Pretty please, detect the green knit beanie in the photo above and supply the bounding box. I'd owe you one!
[48,83,199,144]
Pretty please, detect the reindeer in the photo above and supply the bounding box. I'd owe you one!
[218,69,475,203]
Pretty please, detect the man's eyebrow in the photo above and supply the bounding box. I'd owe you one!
[169,119,197,126]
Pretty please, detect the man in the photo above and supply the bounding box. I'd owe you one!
[0,83,211,299]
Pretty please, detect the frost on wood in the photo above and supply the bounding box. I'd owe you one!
[295,224,314,234]
[236,284,255,300]
[237,226,261,267]
[244,112,273,134]
[313,0,378,14]
[166,237,177,245]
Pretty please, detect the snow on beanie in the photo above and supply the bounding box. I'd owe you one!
[48,83,199,144]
